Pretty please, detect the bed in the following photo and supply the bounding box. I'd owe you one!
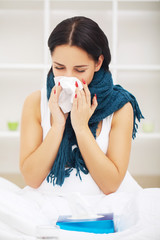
[0,173,160,240]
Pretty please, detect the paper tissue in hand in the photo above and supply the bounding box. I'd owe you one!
[56,192,115,234]
[54,76,83,113]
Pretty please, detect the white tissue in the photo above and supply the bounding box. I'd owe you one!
[66,192,99,219]
[54,76,83,113]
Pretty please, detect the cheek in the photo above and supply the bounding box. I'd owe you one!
[52,68,61,77]
[84,72,95,85]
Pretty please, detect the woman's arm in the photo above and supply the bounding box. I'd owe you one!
[71,84,133,195]
[20,87,65,188]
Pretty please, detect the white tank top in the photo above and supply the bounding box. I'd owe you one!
[39,87,141,195]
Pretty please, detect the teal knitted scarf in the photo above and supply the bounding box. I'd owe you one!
[46,68,144,186]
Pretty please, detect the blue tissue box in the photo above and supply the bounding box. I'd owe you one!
[56,213,115,234]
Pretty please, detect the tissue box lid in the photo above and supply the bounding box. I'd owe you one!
[57,213,113,222]
[56,213,115,234]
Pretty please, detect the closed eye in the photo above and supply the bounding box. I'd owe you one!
[54,66,65,70]
[75,69,86,73]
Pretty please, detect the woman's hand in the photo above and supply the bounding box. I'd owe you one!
[71,80,98,133]
[49,84,68,129]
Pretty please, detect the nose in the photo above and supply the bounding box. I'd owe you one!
[63,68,76,77]
[64,71,73,77]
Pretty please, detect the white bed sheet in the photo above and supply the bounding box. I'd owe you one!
[0,177,160,240]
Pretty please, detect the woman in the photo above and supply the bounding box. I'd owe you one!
[20,16,143,195]
[3,17,160,239]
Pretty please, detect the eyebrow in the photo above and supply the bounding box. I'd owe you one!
[54,61,89,68]
[74,65,89,68]
[54,62,64,67]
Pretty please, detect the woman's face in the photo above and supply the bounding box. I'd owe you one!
[51,44,103,85]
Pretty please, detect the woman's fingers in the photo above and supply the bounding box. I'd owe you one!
[76,88,83,109]
[71,82,98,131]
[72,89,78,110]
[80,89,86,107]
[49,84,63,115]
[91,94,98,113]
[56,83,62,98]
[74,80,97,113]
[50,84,62,103]
[50,86,57,104]
[82,79,91,105]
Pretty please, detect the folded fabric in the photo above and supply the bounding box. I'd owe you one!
[54,76,83,113]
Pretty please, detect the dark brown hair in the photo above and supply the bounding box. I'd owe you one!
[48,16,111,71]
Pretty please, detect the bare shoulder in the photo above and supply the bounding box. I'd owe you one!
[112,102,133,129]
[22,90,41,123]
[24,90,41,106]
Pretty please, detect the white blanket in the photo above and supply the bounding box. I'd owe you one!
[0,175,160,240]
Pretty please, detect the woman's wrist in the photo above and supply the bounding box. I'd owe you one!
[51,122,65,135]
[74,125,90,138]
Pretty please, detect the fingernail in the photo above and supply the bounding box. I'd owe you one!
[58,82,60,86]
[75,81,78,88]
[75,93,77,98]
[82,79,86,84]
[95,94,97,100]
[54,89,56,94]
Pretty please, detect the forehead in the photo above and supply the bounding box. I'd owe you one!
[52,44,94,66]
